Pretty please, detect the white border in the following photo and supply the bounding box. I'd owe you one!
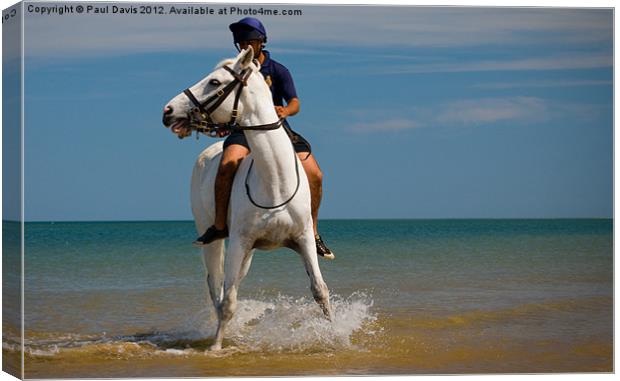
[0,1,616,381]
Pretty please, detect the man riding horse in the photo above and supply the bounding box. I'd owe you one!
[192,17,334,259]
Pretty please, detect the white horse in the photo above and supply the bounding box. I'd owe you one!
[162,47,332,351]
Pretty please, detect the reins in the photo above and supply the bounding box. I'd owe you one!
[183,65,282,137]
[183,64,302,209]
[244,141,302,210]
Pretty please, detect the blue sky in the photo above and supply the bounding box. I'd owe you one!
[8,3,613,221]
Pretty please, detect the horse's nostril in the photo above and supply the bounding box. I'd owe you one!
[163,106,174,126]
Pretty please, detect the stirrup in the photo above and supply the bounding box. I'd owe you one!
[193,225,229,247]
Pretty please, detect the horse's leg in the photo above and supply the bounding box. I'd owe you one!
[201,240,225,316]
[210,238,253,351]
[239,248,255,282]
[296,229,332,320]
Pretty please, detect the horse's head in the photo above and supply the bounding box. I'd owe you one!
[162,47,258,138]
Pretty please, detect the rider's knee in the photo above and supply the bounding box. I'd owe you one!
[310,166,323,185]
[316,168,323,183]
[218,159,241,176]
[218,151,247,177]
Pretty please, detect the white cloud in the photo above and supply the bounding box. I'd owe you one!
[347,97,551,132]
[473,79,613,89]
[436,97,547,125]
[377,55,612,75]
[350,118,421,132]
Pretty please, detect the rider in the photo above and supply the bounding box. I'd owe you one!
[193,17,334,259]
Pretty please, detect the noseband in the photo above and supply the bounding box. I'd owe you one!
[183,65,282,138]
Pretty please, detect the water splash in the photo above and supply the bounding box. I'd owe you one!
[228,292,376,352]
[17,292,377,358]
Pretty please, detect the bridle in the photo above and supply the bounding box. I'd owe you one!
[182,64,282,138]
[183,64,300,210]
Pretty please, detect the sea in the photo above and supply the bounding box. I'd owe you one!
[2,219,613,378]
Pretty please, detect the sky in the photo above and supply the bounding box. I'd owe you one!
[2,1,614,221]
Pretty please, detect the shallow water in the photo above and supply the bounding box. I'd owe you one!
[2,219,613,377]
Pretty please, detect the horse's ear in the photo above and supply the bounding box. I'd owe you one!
[236,47,254,69]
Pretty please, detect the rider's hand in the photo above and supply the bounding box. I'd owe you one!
[217,129,231,138]
[275,106,289,119]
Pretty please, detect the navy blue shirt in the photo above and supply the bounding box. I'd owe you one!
[259,50,297,128]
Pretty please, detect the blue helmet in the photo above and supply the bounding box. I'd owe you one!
[229,17,267,43]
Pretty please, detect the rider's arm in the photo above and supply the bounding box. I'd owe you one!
[276,97,299,118]
[274,65,300,119]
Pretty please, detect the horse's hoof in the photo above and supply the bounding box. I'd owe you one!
[321,253,335,260]
[322,307,333,322]
[209,343,222,351]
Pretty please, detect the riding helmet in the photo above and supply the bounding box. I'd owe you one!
[229,17,267,43]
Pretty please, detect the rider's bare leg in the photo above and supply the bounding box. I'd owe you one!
[214,145,250,230]
[193,144,249,246]
[298,153,322,235]
[298,152,334,259]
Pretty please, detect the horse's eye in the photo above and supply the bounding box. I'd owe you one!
[209,79,221,86]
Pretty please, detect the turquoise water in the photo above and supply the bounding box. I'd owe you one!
[7,219,614,376]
